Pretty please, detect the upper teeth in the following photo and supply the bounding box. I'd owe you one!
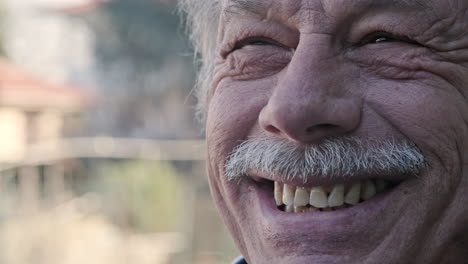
[274,179,391,213]
[309,186,328,208]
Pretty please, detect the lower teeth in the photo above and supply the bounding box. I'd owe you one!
[281,204,352,213]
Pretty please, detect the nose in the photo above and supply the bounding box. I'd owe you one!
[259,36,361,143]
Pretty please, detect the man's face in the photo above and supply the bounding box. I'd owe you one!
[205,0,468,263]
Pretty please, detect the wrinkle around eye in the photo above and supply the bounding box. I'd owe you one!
[223,45,293,80]
[220,18,299,58]
[348,46,441,81]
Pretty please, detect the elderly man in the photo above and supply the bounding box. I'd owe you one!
[180,0,468,263]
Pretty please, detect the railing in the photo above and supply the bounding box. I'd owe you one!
[1,137,206,170]
[0,138,218,264]
[0,137,205,211]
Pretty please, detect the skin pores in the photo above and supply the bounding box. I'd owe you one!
[205,0,468,263]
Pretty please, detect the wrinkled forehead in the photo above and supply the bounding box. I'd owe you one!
[221,0,438,24]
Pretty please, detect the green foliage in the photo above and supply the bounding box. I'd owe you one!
[94,160,183,233]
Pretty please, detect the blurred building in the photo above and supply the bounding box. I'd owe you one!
[3,0,199,140]
[0,60,87,164]
[0,1,240,263]
[2,0,96,85]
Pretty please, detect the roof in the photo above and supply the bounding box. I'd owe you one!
[0,60,90,111]
[52,0,107,15]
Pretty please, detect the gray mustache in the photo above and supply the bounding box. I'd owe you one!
[225,136,426,182]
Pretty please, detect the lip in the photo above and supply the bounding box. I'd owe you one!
[250,175,407,234]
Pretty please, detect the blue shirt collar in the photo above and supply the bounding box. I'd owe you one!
[232,256,247,264]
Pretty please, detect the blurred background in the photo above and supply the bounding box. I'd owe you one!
[0,0,240,263]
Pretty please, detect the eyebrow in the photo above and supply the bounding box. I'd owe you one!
[223,0,269,17]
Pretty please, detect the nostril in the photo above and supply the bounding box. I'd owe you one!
[306,124,336,133]
[266,125,281,134]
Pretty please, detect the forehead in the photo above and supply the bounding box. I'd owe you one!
[222,0,434,22]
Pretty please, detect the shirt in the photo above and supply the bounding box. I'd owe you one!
[232,256,247,264]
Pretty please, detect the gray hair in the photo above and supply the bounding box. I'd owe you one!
[178,0,222,124]
[225,136,426,183]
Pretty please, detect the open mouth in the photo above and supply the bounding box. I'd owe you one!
[270,179,400,213]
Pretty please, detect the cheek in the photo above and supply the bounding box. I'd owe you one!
[206,78,275,160]
[205,77,276,208]
[205,78,276,249]
[367,80,467,169]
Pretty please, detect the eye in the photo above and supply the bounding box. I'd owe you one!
[233,37,280,50]
[362,31,401,45]
[371,36,395,43]
[360,31,422,48]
